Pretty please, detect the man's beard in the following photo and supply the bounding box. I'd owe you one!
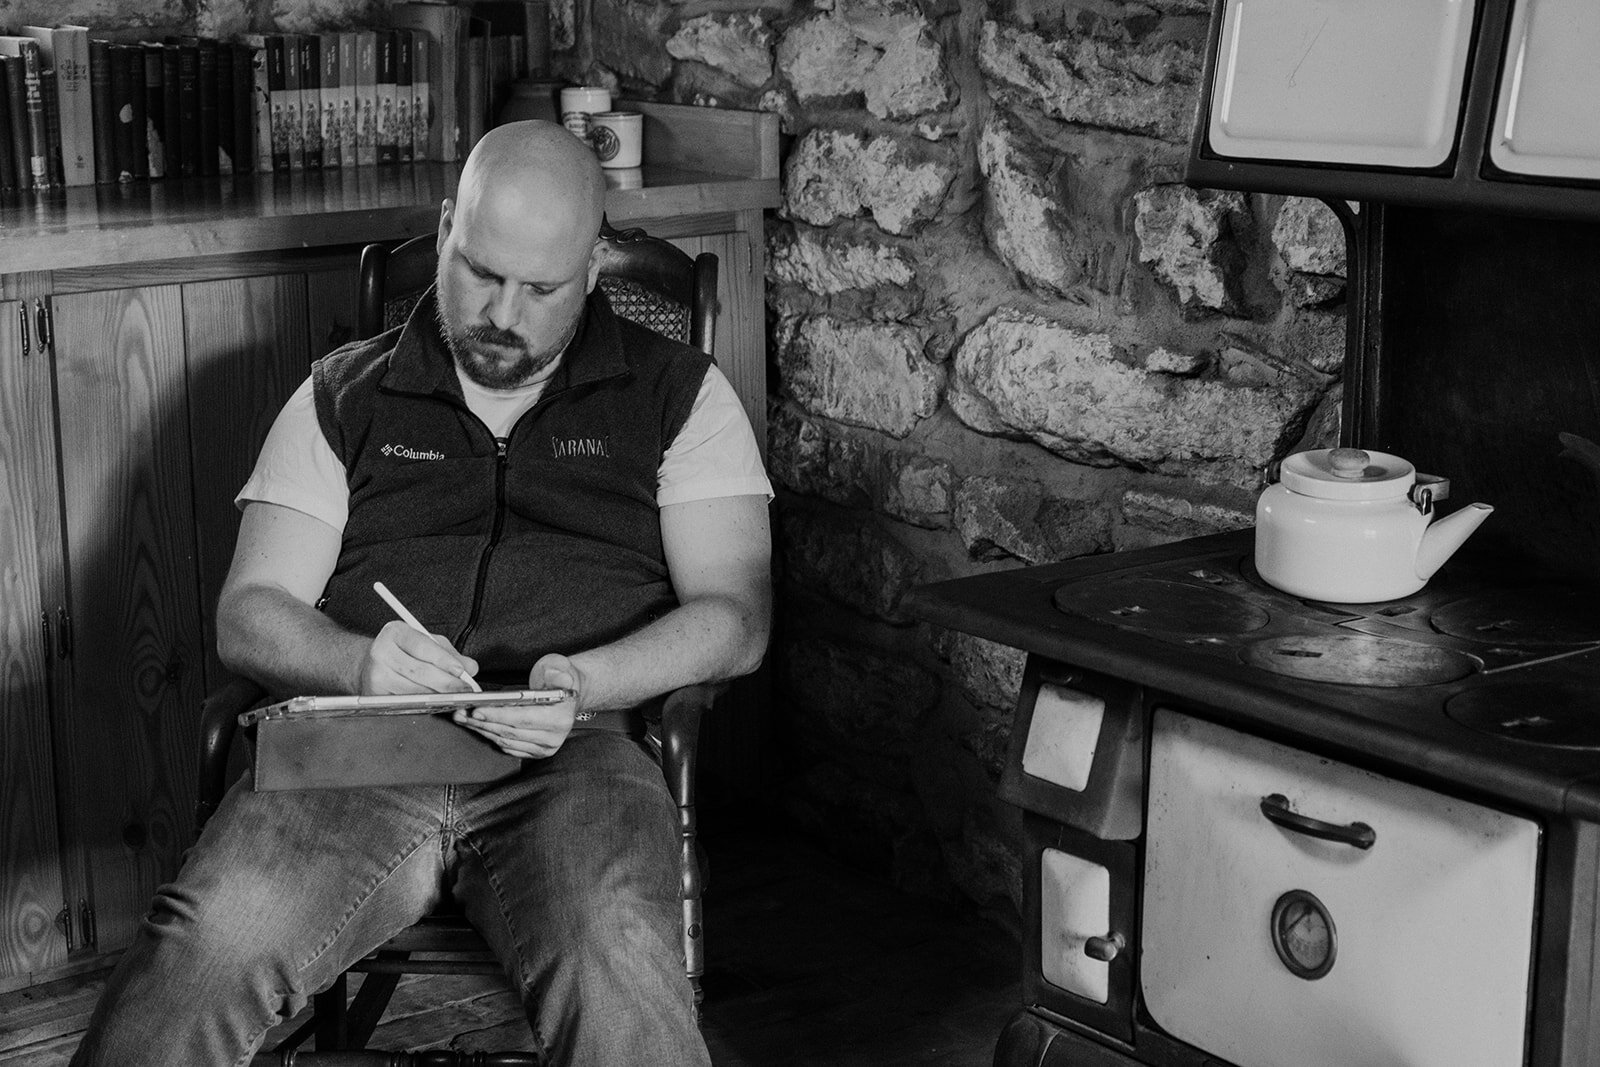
[436,304,577,390]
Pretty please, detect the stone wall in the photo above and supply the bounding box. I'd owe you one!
[639,0,1350,916]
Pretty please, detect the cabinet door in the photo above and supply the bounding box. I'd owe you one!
[182,275,312,692]
[0,299,69,981]
[48,286,207,957]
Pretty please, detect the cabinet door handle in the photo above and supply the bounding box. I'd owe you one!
[18,302,29,357]
[56,607,73,659]
[55,901,73,950]
[79,898,97,949]
[33,299,51,352]
[1260,793,1375,850]
[1084,932,1125,962]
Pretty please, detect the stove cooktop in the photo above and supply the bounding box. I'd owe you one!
[903,530,1600,819]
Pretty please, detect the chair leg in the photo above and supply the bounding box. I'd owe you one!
[314,972,349,1050]
[345,969,403,1049]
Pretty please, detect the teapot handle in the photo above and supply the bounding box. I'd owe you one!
[1409,474,1450,514]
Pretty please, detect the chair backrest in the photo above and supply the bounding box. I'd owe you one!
[356,221,719,356]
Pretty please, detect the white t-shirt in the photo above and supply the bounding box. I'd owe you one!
[237,362,772,529]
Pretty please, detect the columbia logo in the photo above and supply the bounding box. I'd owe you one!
[381,443,446,460]
[551,436,612,459]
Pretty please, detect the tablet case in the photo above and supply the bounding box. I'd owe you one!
[241,691,568,790]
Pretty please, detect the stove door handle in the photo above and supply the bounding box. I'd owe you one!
[1259,793,1375,850]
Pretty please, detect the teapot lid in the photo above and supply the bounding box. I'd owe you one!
[1279,447,1416,500]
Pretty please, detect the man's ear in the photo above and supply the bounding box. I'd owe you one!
[585,239,603,294]
[436,199,454,254]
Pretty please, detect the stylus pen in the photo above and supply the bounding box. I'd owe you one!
[372,581,482,692]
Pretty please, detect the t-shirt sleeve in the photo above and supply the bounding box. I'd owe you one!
[235,375,352,533]
[656,364,774,508]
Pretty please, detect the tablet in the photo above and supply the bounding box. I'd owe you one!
[240,688,575,724]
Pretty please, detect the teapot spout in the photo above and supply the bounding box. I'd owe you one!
[1416,502,1494,580]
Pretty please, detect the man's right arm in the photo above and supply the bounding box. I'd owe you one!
[216,501,479,697]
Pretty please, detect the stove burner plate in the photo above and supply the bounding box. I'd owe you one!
[1053,577,1270,636]
[1240,634,1477,687]
[1447,681,1600,748]
[1432,588,1600,647]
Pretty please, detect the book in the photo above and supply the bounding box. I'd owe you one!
[141,43,165,178]
[0,58,16,192]
[172,38,200,177]
[216,42,234,174]
[409,29,429,164]
[318,33,339,169]
[354,29,376,168]
[231,42,254,174]
[0,37,50,189]
[240,36,273,173]
[38,68,66,186]
[264,35,289,172]
[336,32,357,167]
[1,56,30,190]
[124,48,148,180]
[472,1,550,78]
[160,43,180,179]
[109,43,136,182]
[387,3,463,161]
[394,28,413,165]
[298,34,321,170]
[197,37,219,176]
[375,30,397,165]
[283,32,302,170]
[88,38,114,183]
[19,25,92,186]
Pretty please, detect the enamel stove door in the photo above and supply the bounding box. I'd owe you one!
[1142,710,1540,1067]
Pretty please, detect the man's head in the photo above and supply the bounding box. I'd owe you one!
[434,121,607,390]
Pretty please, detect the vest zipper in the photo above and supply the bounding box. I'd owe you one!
[456,437,510,650]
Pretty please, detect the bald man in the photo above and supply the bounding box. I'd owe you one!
[72,121,770,1067]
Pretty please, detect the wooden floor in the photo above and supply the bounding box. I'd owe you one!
[0,799,1021,1066]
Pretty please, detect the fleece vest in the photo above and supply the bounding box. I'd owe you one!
[311,287,712,688]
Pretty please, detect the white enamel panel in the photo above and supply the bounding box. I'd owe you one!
[1040,849,1111,1004]
[1490,0,1600,179]
[1020,684,1104,792]
[1142,710,1539,1067]
[1207,0,1477,168]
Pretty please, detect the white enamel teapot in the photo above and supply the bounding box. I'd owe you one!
[1255,447,1494,603]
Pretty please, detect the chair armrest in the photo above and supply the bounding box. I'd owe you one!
[195,676,268,835]
[645,682,723,808]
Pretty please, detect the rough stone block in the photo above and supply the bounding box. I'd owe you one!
[978,112,1078,295]
[591,0,675,84]
[953,475,1113,563]
[776,0,953,119]
[1133,183,1249,312]
[1118,487,1255,545]
[783,127,956,234]
[978,20,1201,143]
[1273,196,1347,276]
[779,506,924,621]
[939,629,1027,713]
[775,313,945,437]
[768,226,916,294]
[667,13,774,88]
[950,306,1319,476]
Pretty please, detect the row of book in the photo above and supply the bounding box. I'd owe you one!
[0,1,549,193]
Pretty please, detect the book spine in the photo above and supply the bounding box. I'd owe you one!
[298,35,320,170]
[88,38,113,184]
[126,50,148,180]
[410,30,428,163]
[2,56,30,190]
[160,45,180,179]
[109,43,135,182]
[16,41,50,188]
[197,38,218,176]
[142,44,164,178]
[355,31,376,168]
[283,33,302,171]
[375,30,397,166]
[32,27,93,186]
[319,34,339,169]
[264,35,288,173]
[216,41,234,175]
[232,42,253,174]
[337,32,356,168]
[39,67,65,186]
[175,41,199,177]
[0,58,16,192]
[241,37,271,173]
[395,29,413,165]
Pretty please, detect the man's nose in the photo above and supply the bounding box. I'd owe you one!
[485,280,521,331]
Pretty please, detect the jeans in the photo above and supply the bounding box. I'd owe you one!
[70,731,708,1067]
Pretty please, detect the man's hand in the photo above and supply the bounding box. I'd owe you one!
[451,653,585,758]
[361,620,481,694]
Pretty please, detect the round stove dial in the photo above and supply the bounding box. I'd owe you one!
[1271,889,1336,980]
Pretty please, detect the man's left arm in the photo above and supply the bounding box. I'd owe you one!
[453,493,771,757]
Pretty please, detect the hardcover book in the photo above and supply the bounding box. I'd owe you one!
[216,41,234,174]
[387,3,462,161]
[0,58,16,191]
[263,35,289,173]
[241,36,273,173]
[196,37,218,176]
[19,25,92,185]
[336,32,357,167]
[318,33,340,169]
[232,41,255,173]
[141,43,164,178]
[394,28,413,165]
[38,67,65,186]
[409,29,429,163]
[0,37,50,188]
[298,34,321,170]
[1,56,29,190]
[160,43,181,178]
[375,29,397,165]
[354,30,376,168]
[124,47,148,179]
[108,43,136,182]
[282,32,302,170]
